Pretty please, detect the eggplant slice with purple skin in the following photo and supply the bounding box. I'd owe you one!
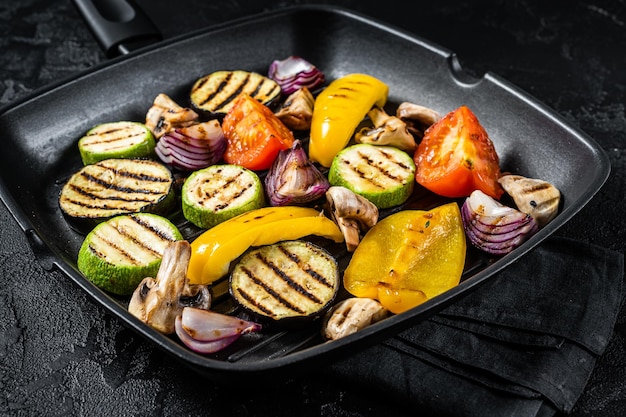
[229,240,340,324]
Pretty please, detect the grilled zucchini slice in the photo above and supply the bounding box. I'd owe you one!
[230,240,340,322]
[182,164,265,229]
[190,70,281,116]
[77,213,183,295]
[59,158,176,225]
[78,121,156,165]
[328,143,415,209]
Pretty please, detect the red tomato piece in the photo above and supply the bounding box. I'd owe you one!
[413,105,503,199]
[222,93,294,171]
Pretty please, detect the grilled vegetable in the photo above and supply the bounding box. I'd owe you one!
[414,105,504,199]
[77,213,183,296]
[264,139,329,206]
[461,189,539,255]
[128,240,211,334]
[325,186,379,252]
[355,106,416,153]
[187,206,344,285]
[230,240,340,322]
[145,93,199,139]
[322,297,388,340]
[343,203,466,314]
[78,121,156,165]
[182,164,265,229]
[59,158,176,225]
[328,143,415,209]
[190,70,281,116]
[497,174,561,227]
[155,120,226,171]
[175,307,262,354]
[221,93,295,171]
[309,73,388,167]
[268,56,325,95]
[274,87,315,131]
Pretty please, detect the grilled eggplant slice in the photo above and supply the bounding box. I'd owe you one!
[182,164,265,229]
[78,121,156,165]
[190,70,281,116]
[328,143,415,209]
[230,240,340,323]
[59,158,176,227]
[77,213,183,295]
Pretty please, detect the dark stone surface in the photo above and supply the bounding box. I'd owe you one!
[1,0,625,415]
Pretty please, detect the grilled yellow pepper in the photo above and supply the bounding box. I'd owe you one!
[187,206,344,285]
[309,73,388,167]
[343,202,466,314]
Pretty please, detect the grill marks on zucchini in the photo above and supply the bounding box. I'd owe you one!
[328,144,416,209]
[190,70,281,115]
[182,164,265,229]
[78,121,156,165]
[77,213,183,296]
[230,241,340,321]
[59,158,174,220]
[339,146,413,190]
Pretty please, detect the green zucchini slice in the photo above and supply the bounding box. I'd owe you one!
[78,121,156,165]
[230,240,340,322]
[182,164,265,229]
[77,213,183,295]
[328,143,415,209]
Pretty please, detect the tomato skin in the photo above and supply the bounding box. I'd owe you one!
[222,93,295,171]
[413,105,503,199]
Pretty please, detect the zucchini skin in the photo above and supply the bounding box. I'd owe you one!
[181,164,265,229]
[229,240,340,325]
[77,213,183,296]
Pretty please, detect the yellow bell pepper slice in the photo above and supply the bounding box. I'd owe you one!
[188,208,344,285]
[309,73,388,167]
[343,202,466,314]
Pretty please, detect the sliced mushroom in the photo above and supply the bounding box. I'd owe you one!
[395,101,442,138]
[322,297,388,340]
[274,87,315,131]
[128,240,211,334]
[498,174,561,228]
[145,93,199,139]
[326,186,379,252]
[355,106,416,152]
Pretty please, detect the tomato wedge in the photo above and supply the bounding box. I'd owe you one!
[413,105,503,199]
[222,93,295,171]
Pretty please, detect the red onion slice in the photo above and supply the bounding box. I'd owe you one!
[155,120,226,171]
[461,190,539,255]
[268,56,325,95]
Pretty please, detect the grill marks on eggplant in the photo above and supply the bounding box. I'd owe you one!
[87,214,178,266]
[231,241,340,320]
[190,70,280,115]
[59,159,174,219]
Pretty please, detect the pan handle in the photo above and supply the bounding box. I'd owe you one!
[72,0,162,57]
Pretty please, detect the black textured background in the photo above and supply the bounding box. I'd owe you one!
[1,1,625,416]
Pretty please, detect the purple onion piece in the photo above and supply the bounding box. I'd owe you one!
[268,56,325,95]
[264,139,330,206]
[155,120,226,171]
[461,190,539,255]
[180,307,262,341]
[175,316,242,354]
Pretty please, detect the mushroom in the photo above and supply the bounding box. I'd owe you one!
[325,186,379,252]
[128,240,211,334]
[395,101,442,138]
[498,174,561,228]
[322,297,388,340]
[274,87,315,131]
[355,106,417,152]
[145,93,199,139]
